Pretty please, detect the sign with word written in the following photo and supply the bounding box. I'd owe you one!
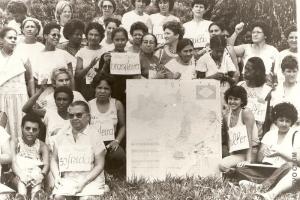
[110,52,141,75]
[247,99,268,122]
[228,124,250,153]
[58,145,93,172]
[90,119,115,142]
[127,80,222,181]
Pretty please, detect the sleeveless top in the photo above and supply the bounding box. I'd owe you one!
[17,138,41,162]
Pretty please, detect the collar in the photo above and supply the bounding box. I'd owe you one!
[65,125,89,136]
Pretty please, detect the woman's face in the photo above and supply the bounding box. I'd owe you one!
[227,95,242,110]
[287,31,297,50]
[113,31,128,51]
[275,117,292,133]
[135,0,146,13]
[69,29,83,45]
[95,80,111,101]
[87,28,102,46]
[164,28,178,44]
[132,29,144,46]
[2,30,17,51]
[159,0,170,14]
[23,21,39,38]
[106,22,117,38]
[283,68,298,84]
[141,34,156,54]
[243,61,255,80]
[55,92,72,112]
[45,28,60,47]
[54,73,71,88]
[209,25,222,38]
[101,0,114,17]
[252,26,265,44]
[178,44,194,63]
[192,3,206,18]
[60,5,72,24]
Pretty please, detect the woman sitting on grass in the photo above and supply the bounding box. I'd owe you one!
[237,102,300,199]
[219,86,258,173]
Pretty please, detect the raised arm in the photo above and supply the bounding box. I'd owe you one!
[75,56,100,79]
[24,60,35,97]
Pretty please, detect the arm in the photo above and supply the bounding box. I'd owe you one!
[10,139,24,180]
[233,45,246,58]
[24,60,35,97]
[50,144,60,183]
[226,46,240,82]
[0,137,11,164]
[242,109,255,163]
[40,141,50,176]
[67,62,75,90]
[75,57,100,79]
[227,22,245,46]
[0,112,7,128]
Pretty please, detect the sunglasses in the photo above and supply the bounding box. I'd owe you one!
[50,33,61,38]
[68,112,85,119]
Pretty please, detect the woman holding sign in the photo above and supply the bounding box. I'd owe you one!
[0,27,35,140]
[89,74,126,174]
[219,86,259,173]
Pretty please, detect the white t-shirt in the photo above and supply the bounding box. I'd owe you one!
[150,13,180,44]
[31,49,76,84]
[261,127,300,167]
[75,46,107,84]
[100,39,114,52]
[274,49,298,83]
[121,10,152,34]
[0,126,10,175]
[183,19,212,48]
[165,58,196,80]
[14,42,44,65]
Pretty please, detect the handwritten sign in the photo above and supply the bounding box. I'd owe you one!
[90,119,115,142]
[0,184,14,194]
[58,145,93,172]
[187,33,210,48]
[228,125,250,153]
[247,98,268,122]
[110,52,141,75]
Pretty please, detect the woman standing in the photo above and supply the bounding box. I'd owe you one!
[0,27,34,140]
[75,22,106,101]
[89,74,126,173]
[165,38,196,80]
[93,0,121,27]
[100,17,121,51]
[155,20,184,65]
[55,0,73,44]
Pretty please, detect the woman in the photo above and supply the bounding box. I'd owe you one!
[89,74,126,173]
[31,22,75,99]
[93,0,121,27]
[126,21,149,53]
[155,20,184,65]
[55,0,73,44]
[165,38,196,80]
[122,0,153,34]
[57,18,85,56]
[237,57,272,139]
[219,86,258,173]
[75,22,106,101]
[100,17,121,51]
[0,27,34,140]
[150,0,180,44]
[233,21,279,75]
[140,33,167,79]
[14,17,44,65]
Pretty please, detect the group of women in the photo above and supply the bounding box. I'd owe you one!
[0,0,299,199]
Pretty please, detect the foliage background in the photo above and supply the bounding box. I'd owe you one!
[0,0,297,49]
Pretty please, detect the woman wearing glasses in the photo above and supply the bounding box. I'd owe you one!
[93,0,121,27]
[0,27,34,140]
[31,22,75,100]
[89,74,126,174]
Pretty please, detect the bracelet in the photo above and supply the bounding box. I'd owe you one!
[114,139,120,144]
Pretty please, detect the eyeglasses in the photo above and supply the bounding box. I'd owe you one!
[68,112,85,119]
[6,36,17,40]
[50,33,61,38]
[102,5,113,9]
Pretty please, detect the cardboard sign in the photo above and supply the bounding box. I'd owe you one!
[110,53,141,75]
[228,125,250,153]
[127,80,222,181]
[247,98,268,122]
[58,145,93,172]
[91,119,115,142]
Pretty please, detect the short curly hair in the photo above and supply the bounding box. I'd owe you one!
[163,21,184,40]
[272,102,298,125]
[281,55,298,72]
[104,17,121,28]
[284,24,297,39]
[111,27,128,40]
[91,73,114,89]
[85,22,105,40]
[63,19,85,40]
[54,86,74,104]
[155,0,175,11]
[224,86,248,108]
[130,21,148,36]
[251,21,271,43]
[43,22,61,36]
[131,0,151,7]
[6,0,27,15]
[0,27,17,39]
[176,38,193,53]
[21,17,41,36]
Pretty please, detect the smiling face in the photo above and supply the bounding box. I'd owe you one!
[69,105,90,131]
[45,28,60,47]
[178,44,194,63]
[164,28,178,44]
[141,34,156,54]
[60,5,72,25]
[54,73,71,88]
[23,20,39,38]
[275,117,292,134]
[227,95,242,110]
[287,31,297,51]
[283,68,298,84]
[22,121,39,144]
[2,30,17,51]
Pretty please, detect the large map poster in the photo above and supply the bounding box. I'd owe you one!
[127,80,222,181]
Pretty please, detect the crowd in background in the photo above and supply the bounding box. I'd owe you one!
[0,0,299,199]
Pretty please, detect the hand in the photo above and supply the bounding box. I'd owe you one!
[103,53,111,63]
[89,57,100,68]
[155,70,167,79]
[30,173,44,186]
[211,72,224,80]
[54,177,62,189]
[173,72,181,79]
[237,161,250,167]
[73,182,85,194]
[40,79,48,91]
[106,140,119,151]
[235,22,245,34]
[263,146,278,157]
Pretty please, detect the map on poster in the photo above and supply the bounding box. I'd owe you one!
[127,80,222,181]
